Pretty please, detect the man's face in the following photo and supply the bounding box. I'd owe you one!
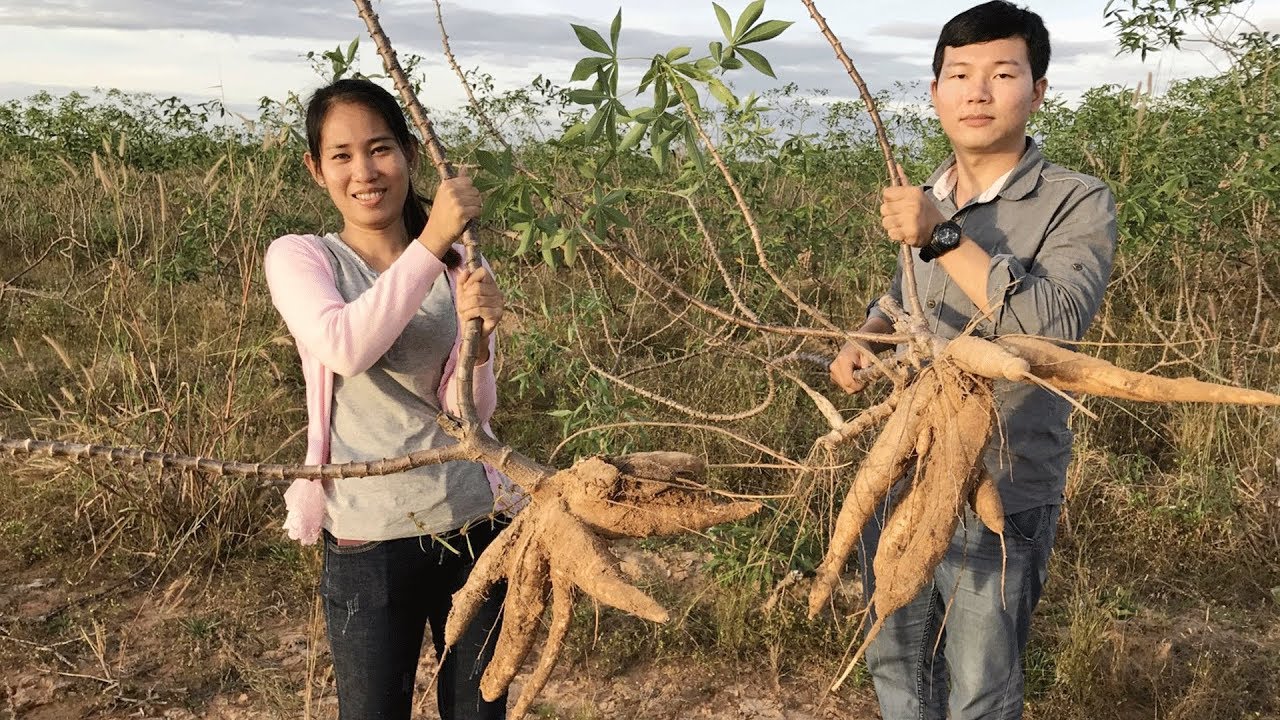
[930,36,1047,155]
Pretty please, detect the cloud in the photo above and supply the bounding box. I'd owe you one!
[0,0,346,36]
[1055,38,1115,62]
[1,0,1137,110]
[0,1,921,73]
[0,79,260,116]
[868,22,938,42]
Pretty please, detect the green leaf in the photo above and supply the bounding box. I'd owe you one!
[653,77,669,111]
[514,222,534,255]
[713,3,732,39]
[639,62,657,92]
[610,9,622,50]
[346,37,359,63]
[734,0,765,40]
[541,243,558,269]
[518,184,534,215]
[674,62,711,81]
[678,79,701,112]
[708,78,737,107]
[569,89,609,105]
[684,121,705,174]
[584,106,609,142]
[560,122,587,144]
[563,233,578,266]
[571,57,609,82]
[736,47,776,77]
[626,107,658,122]
[572,24,612,55]
[606,62,619,95]
[651,141,668,172]
[545,229,567,249]
[739,19,792,44]
[474,149,500,175]
[720,56,743,70]
[602,188,628,205]
[666,46,692,61]
[602,206,631,228]
[709,41,723,62]
[618,122,647,153]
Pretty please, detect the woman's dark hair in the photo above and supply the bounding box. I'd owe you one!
[305,78,460,267]
[932,1,1051,82]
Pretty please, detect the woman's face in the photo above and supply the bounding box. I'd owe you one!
[304,101,411,236]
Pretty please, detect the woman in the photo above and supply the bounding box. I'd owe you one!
[264,77,517,720]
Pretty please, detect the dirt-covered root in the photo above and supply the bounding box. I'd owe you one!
[480,545,551,701]
[446,453,762,712]
[608,451,706,480]
[817,396,899,448]
[997,335,1280,405]
[968,465,1008,607]
[544,498,670,621]
[542,455,761,538]
[510,579,574,719]
[968,466,1004,536]
[832,365,995,690]
[445,512,528,648]
[943,334,1031,382]
[807,368,942,618]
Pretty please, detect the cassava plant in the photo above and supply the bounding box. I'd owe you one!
[461,0,1280,696]
[3,0,1280,715]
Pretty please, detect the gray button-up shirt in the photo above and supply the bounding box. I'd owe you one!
[869,138,1117,513]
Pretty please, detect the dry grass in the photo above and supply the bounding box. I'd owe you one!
[1,125,1278,718]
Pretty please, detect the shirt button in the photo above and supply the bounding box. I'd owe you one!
[1073,262,1083,271]
[927,300,937,309]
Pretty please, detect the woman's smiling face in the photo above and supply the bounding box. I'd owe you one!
[305,101,412,236]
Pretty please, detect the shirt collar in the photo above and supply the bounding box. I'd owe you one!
[923,137,1045,205]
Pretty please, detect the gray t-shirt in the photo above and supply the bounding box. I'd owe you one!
[870,139,1117,514]
[317,233,494,540]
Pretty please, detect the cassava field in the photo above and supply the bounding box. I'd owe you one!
[1,3,1278,718]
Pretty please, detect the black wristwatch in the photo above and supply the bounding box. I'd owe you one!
[919,220,962,262]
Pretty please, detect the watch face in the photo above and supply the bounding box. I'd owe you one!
[934,221,961,248]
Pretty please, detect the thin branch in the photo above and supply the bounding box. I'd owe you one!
[671,77,843,335]
[583,226,912,344]
[817,396,898,448]
[0,431,554,491]
[673,190,760,322]
[432,0,513,153]
[549,421,805,469]
[618,346,716,380]
[351,0,483,427]
[580,334,779,423]
[799,0,927,322]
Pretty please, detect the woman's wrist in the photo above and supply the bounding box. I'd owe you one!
[416,227,456,259]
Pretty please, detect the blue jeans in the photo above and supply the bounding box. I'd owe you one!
[857,501,1060,720]
[321,519,509,720]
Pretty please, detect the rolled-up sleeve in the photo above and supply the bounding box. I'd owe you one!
[981,184,1116,341]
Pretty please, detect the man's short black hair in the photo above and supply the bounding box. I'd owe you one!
[932,1,1051,81]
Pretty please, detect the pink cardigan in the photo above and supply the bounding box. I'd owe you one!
[264,233,517,545]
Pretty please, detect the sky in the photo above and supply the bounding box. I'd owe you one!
[1,0,1277,118]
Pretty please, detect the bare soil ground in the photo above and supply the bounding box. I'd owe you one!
[3,546,1275,720]
[0,548,880,720]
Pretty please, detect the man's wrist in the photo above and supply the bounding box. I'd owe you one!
[856,316,897,355]
[920,220,962,262]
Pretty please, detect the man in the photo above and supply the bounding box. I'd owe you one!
[828,2,1116,718]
